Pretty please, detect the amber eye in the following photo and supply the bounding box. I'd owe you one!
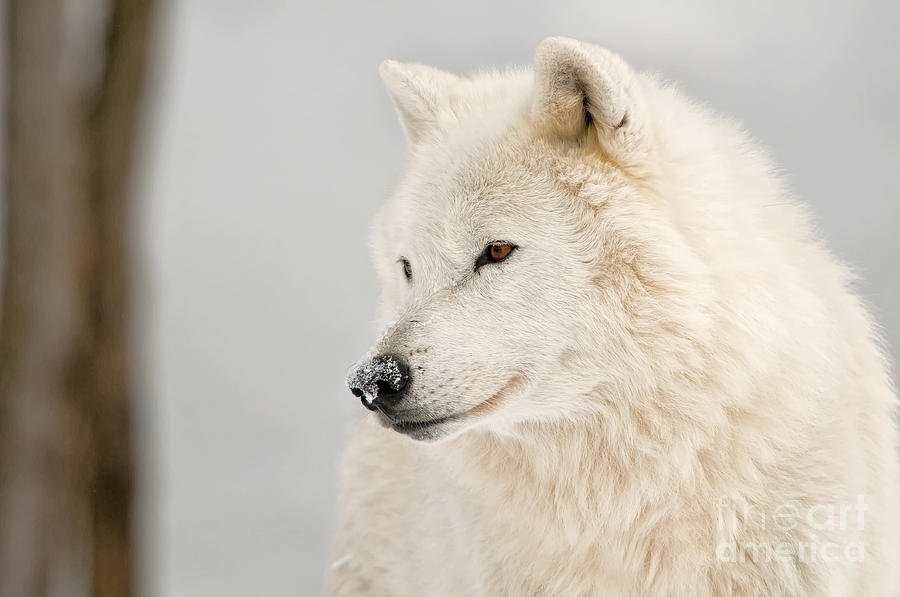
[489,243,513,261]
[400,258,412,280]
[475,241,517,270]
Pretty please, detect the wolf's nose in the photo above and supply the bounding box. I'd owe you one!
[347,354,410,411]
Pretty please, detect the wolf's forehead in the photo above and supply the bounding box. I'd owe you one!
[386,133,553,255]
[395,175,528,238]
[394,186,486,244]
[402,145,536,212]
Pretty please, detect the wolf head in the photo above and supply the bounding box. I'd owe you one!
[347,37,765,442]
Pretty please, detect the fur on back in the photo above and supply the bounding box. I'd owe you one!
[330,38,899,596]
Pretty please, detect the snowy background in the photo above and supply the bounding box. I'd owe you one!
[133,1,899,595]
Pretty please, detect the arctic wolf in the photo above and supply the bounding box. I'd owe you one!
[331,37,899,596]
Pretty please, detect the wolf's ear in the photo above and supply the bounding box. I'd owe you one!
[379,60,461,144]
[531,37,646,163]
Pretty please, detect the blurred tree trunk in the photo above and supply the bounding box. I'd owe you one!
[0,1,155,596]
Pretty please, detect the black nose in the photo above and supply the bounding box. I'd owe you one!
[347,354,410,412]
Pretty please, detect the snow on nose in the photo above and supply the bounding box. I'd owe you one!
[346,354,409,410]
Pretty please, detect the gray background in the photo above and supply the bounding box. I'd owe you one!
[133,1,899,595]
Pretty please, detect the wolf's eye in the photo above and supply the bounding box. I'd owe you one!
[400,258,412,280]
[475,242,516,270]
[488,243,514,261]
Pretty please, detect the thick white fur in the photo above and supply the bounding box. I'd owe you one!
[330,38,899,596]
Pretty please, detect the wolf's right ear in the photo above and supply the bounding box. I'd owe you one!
[379,60,461,145]
[531,37,648,166]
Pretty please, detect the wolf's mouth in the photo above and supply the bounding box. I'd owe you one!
[383,374,528,440]
[390,414,459,435]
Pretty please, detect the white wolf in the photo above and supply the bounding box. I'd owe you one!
[330,37,899,596]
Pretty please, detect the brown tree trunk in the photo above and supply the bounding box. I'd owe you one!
[0,1,155,596]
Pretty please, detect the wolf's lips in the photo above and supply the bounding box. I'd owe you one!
[390,414,459,435]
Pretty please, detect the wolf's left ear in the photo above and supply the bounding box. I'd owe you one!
[379,60,461,144]
[531,37,647,164]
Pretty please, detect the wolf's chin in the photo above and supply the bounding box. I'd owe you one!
[393,417,465,442]
[389,413,461,439]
